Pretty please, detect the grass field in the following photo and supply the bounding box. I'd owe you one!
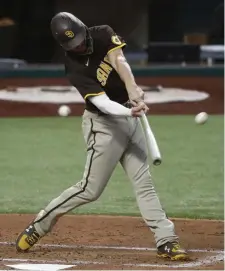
[0,115,223,219]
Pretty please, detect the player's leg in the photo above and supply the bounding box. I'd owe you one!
[16,112,129,252]
[120,117,189,260]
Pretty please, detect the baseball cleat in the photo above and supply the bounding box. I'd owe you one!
[157,242,189,261]
[16,224,40,252]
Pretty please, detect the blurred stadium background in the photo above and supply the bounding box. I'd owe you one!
[0,0,224,64]
[0,0,223,219]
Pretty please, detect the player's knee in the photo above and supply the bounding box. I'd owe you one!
[89,193,100,202]
[87,191,101,202]
[75,179,103,201]
[85,187,102,202]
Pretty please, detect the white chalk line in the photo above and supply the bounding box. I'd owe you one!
[0,242,224,269]
[1,254,224,269]
[1,258,104,266]
[0,241,223,254]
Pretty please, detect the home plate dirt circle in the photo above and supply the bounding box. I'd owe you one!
[0,214,224,270]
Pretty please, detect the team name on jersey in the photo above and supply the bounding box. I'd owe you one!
[96,56,113,86]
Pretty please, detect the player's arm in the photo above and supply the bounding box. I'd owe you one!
[89,93,145,117]
[101,25,144,104]
[108,48,144,103]
[66,67,144,117]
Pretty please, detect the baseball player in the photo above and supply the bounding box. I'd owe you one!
[16,12,189,261]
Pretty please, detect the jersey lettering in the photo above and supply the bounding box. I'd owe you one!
[97,68,108,86]
[97,60,113,86]
[100,62,112,74]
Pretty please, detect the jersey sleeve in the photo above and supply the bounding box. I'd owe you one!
[102,25,127,54]
[66,70,105,100]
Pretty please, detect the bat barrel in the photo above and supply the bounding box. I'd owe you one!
[140,113,162,166]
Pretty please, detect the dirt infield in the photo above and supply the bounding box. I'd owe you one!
[0,76,223,116]
[0,215,224,270]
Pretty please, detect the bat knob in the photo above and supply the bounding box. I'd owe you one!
[153,159,162,166]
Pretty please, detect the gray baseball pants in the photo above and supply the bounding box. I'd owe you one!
[34,110,178,247]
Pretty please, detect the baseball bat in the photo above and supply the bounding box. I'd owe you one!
[140,113,162,166]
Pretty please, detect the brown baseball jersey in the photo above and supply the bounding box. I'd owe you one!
[65,25,129,112]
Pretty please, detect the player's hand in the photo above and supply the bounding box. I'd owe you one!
[131,101,149,117]
[131,100,149,114]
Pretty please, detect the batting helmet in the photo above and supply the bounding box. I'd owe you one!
[51,12,93,54]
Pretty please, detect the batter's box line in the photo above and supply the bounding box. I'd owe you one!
[0,242,224,269]
[0,241,223,254]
